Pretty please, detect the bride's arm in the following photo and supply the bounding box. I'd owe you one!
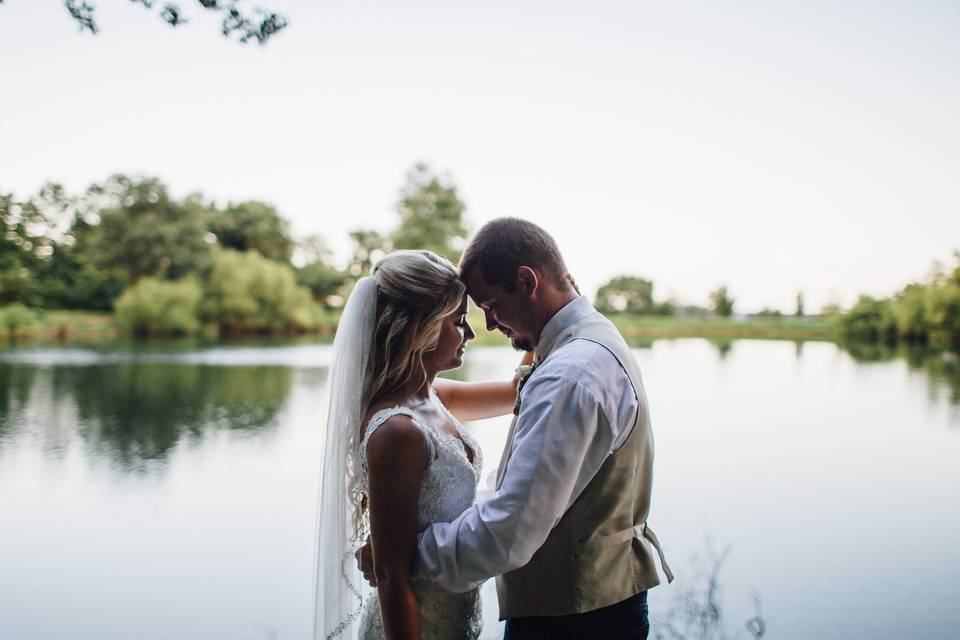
[434,351,535,422]
[366,415,429,640]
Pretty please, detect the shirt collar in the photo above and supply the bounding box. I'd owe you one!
[534,295,594,362]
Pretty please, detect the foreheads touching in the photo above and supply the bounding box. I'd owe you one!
[459,218,576,351]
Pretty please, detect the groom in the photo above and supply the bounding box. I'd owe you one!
[368,218,673,638]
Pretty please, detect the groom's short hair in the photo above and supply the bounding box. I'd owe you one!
[460,217,570,293]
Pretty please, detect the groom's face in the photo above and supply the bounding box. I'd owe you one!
[464,268,537,352]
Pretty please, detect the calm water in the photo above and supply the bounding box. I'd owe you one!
[1,339,958,639]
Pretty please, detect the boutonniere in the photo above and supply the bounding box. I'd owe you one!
[515,364,535,383]
[512,361,539,415]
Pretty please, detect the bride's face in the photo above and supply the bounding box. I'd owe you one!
[425,297,475,372]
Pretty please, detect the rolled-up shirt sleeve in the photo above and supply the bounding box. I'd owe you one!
[416,370,617,593]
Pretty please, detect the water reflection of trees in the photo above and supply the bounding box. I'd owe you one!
[653,544,765,640]
[624,335,657,349]
[708,339,734,360]
[47,364,294,471]
[843,343,960,412]
[0,363,37,441]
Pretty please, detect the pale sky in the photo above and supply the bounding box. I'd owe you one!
[2,0,958,313]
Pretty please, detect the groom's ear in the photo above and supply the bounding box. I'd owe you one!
[517,266,539,297]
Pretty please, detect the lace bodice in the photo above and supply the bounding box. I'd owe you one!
[356,396,483,640]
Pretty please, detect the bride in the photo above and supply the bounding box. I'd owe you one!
[316,250,526,639]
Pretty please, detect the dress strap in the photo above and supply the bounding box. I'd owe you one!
[360,407,437,467]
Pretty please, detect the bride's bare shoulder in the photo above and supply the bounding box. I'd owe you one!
[364,410,429,471]
[362,399,426,440]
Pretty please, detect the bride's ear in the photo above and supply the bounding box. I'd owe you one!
[517,266,539,296]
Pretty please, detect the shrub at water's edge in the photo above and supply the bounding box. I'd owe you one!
[0,303,38,339]
[202,249,323,335]
[114,277,203,337]
[111,250,327,338]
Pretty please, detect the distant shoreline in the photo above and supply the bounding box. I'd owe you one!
[605,314,836,342]
[0,308,836,346]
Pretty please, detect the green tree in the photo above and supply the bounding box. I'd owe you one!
[13,0,288,44]
[891,283,928,341]
[208,200,293,262]
[296,263,348,307]
[820,299,844,316]
[795,291,805,317]
[78,175,212,286]
[29,249,119,310]
[293,235,348,305]
[297,234,334,266]
[347,229,388,277]
[36,237,127,311]
[27,184,129,310]
[710,286,735,317]
[390,163,469,265]
[653,299,676,316]
[0,193,44,306]
[838,295,897,343]
[924,259,960,348]
[0,184,79,307]
[595,276,655,314]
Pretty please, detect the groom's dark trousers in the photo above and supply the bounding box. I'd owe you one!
[502,590,649,640]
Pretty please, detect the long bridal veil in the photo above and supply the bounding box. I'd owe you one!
[314,277,378,640]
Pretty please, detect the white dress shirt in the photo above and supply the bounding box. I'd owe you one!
[416,296,640,593]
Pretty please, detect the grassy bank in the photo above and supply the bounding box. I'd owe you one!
[606,314,836,342]
[465,310,836,346]
[1,306,836,346]
[0,307,335,345]
[0,308,118,343]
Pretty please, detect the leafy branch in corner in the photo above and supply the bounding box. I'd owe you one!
[0,0,288,44]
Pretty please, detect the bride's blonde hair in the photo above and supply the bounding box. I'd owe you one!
[350,250,465,540]
[364,250,466,409]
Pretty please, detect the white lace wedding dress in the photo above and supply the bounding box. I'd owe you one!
[356,399,484,640]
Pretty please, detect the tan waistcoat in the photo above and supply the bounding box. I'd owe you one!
[495,311,673,619]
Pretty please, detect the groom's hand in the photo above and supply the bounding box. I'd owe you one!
[355,537,376,587]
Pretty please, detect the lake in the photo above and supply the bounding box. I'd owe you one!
[1,339,958,639]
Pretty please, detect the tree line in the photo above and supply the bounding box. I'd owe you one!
[595,277,740,318]
[3,166,957,349]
